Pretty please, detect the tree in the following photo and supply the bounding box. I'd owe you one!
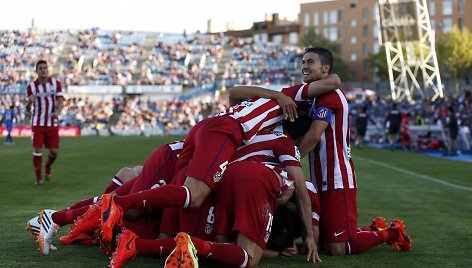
[437,25,472,92]
[368,44,389,81]
[299,28,349,79]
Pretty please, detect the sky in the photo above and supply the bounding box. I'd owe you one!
[0,0,319,33]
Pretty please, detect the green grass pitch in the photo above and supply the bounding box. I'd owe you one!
[1,136,471,267]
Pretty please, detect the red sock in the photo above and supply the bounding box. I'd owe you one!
[67,197,97,210]
[114,185,191,211]
[135,238,176,257]
[190,237,210,256]
[45,152,57,170]
[123,221,159,239]
[51,206,89,226]
[205,242,250,267]
[33,153,42,179]
[103,176,122,194]
[346,230,386,254]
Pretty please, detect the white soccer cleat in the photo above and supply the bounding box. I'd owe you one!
[26,216,41,239]
[27,216,58,250]
[37,209,60,255]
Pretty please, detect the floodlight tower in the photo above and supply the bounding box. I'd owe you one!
[378,0,443,102]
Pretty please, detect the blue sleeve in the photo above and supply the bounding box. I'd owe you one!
[312,107,333,122]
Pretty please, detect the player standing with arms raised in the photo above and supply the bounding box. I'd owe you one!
[25,60,64,185]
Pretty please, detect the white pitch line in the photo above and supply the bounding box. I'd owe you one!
[355,156,472,191]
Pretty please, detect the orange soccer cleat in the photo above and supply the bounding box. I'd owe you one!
[165,232,199,268]
[100,194,123,243]
[389,219,412,251]
[60,203,101,244]
[370,216,388,231]
[109,229,138,268]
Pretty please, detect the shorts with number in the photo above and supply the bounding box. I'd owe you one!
[32,126,59,148]
[157,167,216,240]
[179,194,216,241]
[214,161,280,249]
[184,116,243,191]
[129,145,177,194]
[319,188,358,243]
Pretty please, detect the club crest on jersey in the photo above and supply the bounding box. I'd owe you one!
[317,108,329,119]
[273,131,283,136]
[205,223,213,235]
[240,101,254,107]
[213,172,222,182]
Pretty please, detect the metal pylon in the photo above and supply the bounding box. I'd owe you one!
[378,0,443,102]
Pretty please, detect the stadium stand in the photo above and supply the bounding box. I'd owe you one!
[1,28,471,150]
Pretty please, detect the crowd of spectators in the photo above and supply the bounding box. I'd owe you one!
[0,30,69,91]
[224,38,301,87]
[1,29,471,145]
[1,29,304,92]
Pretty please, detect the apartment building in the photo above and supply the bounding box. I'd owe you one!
[299,0,471,81]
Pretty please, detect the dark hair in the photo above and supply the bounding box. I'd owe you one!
[35,60,48,70]
[303,47,334,73]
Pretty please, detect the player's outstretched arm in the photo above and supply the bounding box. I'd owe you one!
[305,74,341,98]
[228,86,297,121]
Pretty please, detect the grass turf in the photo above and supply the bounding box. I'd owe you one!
[0,136,471,267]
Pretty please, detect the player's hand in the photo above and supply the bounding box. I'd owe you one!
[276,93,297,122]
[280,242,298,257]
[303,235,322,262]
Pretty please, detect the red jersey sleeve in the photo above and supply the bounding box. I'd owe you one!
[314,91,341,110]
[281,83,311,103]
[274,136,301,167]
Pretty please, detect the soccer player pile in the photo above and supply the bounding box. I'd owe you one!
[26,48,411,267]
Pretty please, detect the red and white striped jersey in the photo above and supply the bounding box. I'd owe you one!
[231,130,301,182]
[309,89,356,192]
[217,84,312,142]
[27,78,63,127]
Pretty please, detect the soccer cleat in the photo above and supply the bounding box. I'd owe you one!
[26,216,57,250]
[37,209,60,255]
[165,232,199,268]
[60,203,101,243]
[110,229,137,268]
[100,194,123,243]
[389,219,412,251]
[26,216,41,239]
[35,177,44,186]
[370,217,388,231]
[59,233,98,245]
[44,167,52,181]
